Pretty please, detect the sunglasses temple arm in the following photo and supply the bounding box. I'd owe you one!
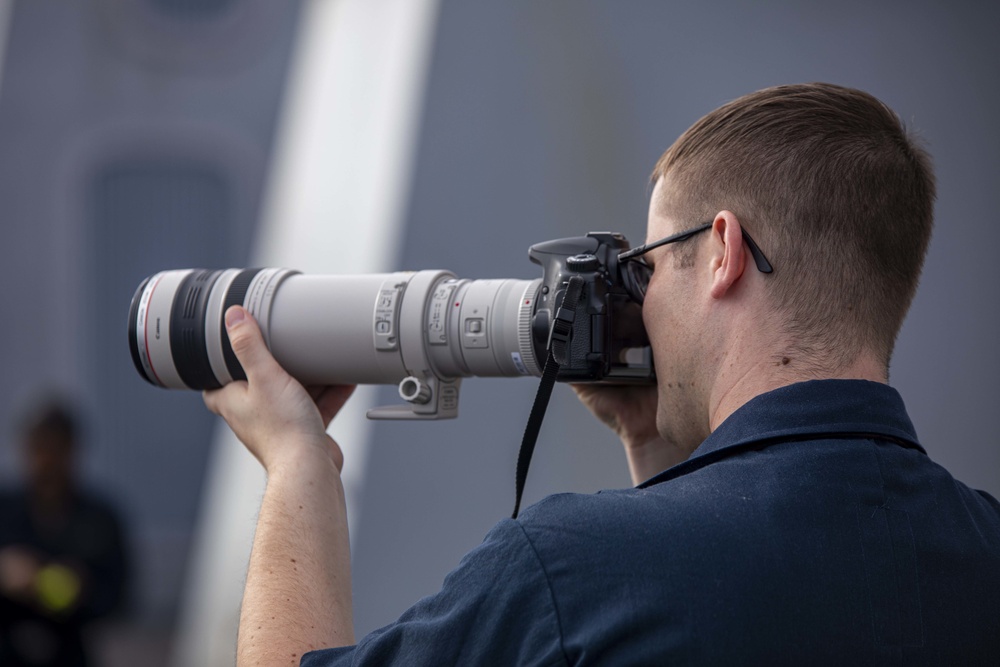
[741,231,773,274]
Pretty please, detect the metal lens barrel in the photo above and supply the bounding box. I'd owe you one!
[128,268,542,391]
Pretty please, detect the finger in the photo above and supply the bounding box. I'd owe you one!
[570,383,602,405]
[314,385,357,426]
[224,306,285,384]
[202,388,220,416]
[202,381,246,417]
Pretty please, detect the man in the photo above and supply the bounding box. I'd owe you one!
[204,83,1000,665]
[0,399,130,667]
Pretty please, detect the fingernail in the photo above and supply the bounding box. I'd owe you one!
[226,307,246,329]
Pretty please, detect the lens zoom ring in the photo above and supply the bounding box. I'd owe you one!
[220,269,261,382]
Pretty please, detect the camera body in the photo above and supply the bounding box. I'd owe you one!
[129,232,653,420]
[528,231,651,383]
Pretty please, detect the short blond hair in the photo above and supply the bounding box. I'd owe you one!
[653,83,935,368]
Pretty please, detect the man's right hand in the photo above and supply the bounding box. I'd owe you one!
[571,384,688,485]
[202,306,355,475]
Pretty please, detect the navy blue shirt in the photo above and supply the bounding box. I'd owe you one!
[303,380,1000,666]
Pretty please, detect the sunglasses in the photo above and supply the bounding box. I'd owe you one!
[617,222,773,304]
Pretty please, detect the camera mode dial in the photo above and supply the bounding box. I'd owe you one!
[566,254,601,272]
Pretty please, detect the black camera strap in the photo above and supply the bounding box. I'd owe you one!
[512,275,585,519]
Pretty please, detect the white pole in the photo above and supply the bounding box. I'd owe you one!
[0,0,14,100]
[171,1,441,664]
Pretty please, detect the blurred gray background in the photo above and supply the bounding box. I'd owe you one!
[0,0,996,661]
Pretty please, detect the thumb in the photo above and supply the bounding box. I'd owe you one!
[225,306,282,383]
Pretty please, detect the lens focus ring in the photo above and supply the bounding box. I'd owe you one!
[169,270,224,389]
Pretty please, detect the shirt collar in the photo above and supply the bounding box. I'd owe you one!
[639,379,924,489]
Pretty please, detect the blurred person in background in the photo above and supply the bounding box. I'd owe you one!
[0,397,129,667]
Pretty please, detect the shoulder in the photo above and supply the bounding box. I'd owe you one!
[0,487,29,518]
[512,488,703,577]
[74,487,124,516]
[0,486,27,504]
[515,481,728,543]
[70,488,128,539]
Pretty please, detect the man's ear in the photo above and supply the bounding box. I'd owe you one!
[709,211,747,299]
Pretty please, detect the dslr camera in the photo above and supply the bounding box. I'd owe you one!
[128,232,654,419]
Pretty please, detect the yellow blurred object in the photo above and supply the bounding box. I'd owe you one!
[36,564,81,612]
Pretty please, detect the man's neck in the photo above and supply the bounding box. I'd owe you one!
[707,344,887,433]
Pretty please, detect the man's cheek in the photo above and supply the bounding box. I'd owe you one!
[642,305,668,352]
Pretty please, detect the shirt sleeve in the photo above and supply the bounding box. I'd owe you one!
[301,518,567,667]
